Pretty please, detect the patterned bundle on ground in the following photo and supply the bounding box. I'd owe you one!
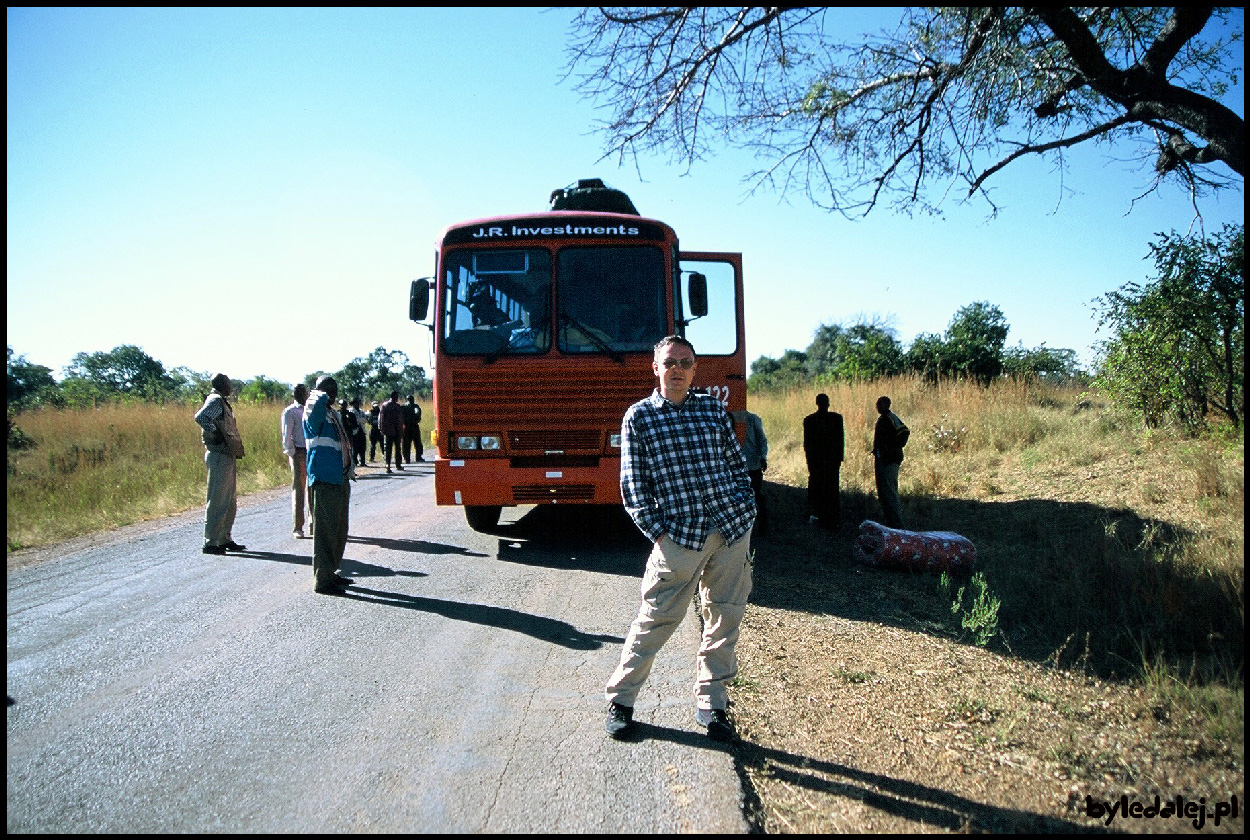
[852,520,976,575]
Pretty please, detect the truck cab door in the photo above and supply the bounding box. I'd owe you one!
[678,252,746,414]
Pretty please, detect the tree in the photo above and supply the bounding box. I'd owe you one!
[238,376,291,404]
[804,320,904,381]
[61,344,179,404]
[564,7,1243,217]
[334,347,429,402]
[904,332,947,383]
[944,302,1010,384]
[168,367,214,403]
[747,349,808,390]
[802,324,843,378]
[7,347,59,412]
[1001,344,1084,382]
[1094,223,1244,429]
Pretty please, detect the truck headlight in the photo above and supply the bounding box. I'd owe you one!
[455,435,479,450]
[479,435,502,451]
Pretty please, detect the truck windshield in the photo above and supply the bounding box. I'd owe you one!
[556,246,666,354]
[442,245,667,356]
[442,248,553,355]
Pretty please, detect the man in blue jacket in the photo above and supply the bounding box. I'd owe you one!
[303,375,356,595]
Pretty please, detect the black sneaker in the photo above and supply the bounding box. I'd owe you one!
[202,544,227,555]
[223,541,247,552]
[314,581,347,595]
[334,574,354,586]
[695,708,736,742]
[605,702,635,739]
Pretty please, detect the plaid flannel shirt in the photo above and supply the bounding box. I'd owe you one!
[620,389,757,550]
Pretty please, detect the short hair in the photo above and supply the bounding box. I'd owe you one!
[816,393,829,408]
[877,396,891,412]
[653,335,696,357]
[293,383,308,400]
[315,374,337,392]
[390,390,400,400]
[210,373,230,392]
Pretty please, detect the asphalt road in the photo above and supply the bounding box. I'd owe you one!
[6,461,748,832]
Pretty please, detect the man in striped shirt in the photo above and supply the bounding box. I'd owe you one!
[605,335,756,743]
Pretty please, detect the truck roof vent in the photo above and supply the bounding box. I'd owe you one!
[548,178,639,215]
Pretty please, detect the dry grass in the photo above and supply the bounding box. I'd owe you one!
[5,400,429,552]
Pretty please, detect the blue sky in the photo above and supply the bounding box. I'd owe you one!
[7,7,1244,386]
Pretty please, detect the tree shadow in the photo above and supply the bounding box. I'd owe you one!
[751,481,1241,681]
[330,584,624,650]
[729,739,1104,833]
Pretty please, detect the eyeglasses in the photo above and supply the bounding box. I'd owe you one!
[660,358,695,370]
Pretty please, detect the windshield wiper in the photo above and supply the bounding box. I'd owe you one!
[559,313,625,363]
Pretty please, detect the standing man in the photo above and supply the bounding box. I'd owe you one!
[732,409,769,537]
[803,393,845,530]
[350,397,368,467]
[193,373,246,555]
[605,336,756,743]
[367,401,383,463]
[402,394,424,463]
[873,395,910,528]
[304,375,356,595]
[379,390,405,474]
[281,383,311,539]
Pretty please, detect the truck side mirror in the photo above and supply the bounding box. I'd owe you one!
[410,278,431,322]
[687,272,708,318]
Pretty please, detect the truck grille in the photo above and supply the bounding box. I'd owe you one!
[447,366,653,453]
[509,430,601,450]
[513,484,597,502]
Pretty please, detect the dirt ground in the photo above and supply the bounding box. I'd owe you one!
[727,484,1244,834]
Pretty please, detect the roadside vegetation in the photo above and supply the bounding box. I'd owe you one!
[733,378,1242,831]
[5,399,430,553]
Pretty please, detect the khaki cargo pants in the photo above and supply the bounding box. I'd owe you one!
[606,528,753,712]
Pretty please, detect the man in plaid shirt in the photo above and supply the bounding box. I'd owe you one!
[605,335,756,743]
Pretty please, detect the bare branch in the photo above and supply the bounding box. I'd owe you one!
[970,115,1135,194]
[562,6,1243,217]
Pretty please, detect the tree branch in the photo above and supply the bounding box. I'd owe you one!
[969,115,1135,194]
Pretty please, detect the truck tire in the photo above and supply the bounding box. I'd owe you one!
[464,505,502,531]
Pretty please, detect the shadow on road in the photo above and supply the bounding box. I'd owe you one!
[347,535,488,557]
[230,549,429,580]
[354,462,433,480]
[487,505,651,578]
[331,584,624,650]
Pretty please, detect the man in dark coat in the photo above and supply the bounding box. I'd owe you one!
[379,391,405,474]
[803,393,844,530]
[873,395,910,528]
[402,395,424,463]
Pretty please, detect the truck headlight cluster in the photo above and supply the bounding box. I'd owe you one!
[454,434,502,451]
